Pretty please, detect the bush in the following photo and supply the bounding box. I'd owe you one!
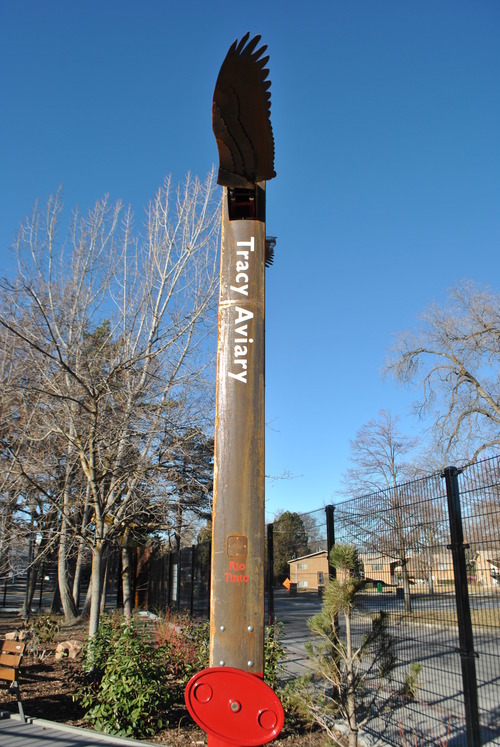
[76,611,210,738]
[81,614,116,672]
[77,611,298,739]
[264,619,286,690]
[77,617,165,737]
[153,610,209,701]
[264,619,318,737]
[25,613,61,660]
[402,661,423,701]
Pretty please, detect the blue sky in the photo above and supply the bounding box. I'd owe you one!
[2,1,499,519]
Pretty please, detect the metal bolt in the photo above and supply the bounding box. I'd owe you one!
[247,625,254,632]
[220,625,226,632]
[230,700,241,712]
[219,660,225,666]
[248,660,254,667]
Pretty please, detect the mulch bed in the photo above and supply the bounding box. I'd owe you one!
[0,612,339,746]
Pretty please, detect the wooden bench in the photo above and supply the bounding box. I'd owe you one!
[0,640,26,721]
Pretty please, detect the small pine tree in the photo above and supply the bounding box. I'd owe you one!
[303,544,397,747]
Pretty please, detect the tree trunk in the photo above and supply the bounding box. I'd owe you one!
[100,550,109,615]
[20,549,38,618]
[427,548,434,595]
[0,497,16,580]
[88,541,104,637]
[79,582,92,618]
[58,510,78,624]
[344,609,358,747]
[72,494,91,609]
[51,580,62,613]
[121,545,133,623]
[72,551,83,611]
[20,502,37,618]
[401,561,412,613]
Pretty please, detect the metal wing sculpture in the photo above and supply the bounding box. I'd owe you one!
[213,32,276,188]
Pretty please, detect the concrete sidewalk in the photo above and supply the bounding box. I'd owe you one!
[0,713,162,747]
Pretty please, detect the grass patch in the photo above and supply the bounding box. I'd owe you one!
[378,607,500,630]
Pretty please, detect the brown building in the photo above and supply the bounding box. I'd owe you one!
[475,550,500,586]
[288,551,328,591]
[288,548,481,591]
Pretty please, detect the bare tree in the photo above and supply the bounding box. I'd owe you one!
[340,410,419,612]
[410,486,448,595]
[0,172,220,634]
[386,280,500,462]
[162,427,213,552]
[0,330,51,600]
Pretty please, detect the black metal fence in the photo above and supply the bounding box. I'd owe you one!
[142,457,498,744]
[4,456,496,745]
[146,542,211,618]
[332,456,499,746]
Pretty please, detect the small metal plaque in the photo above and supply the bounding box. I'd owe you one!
[227,535,248,558]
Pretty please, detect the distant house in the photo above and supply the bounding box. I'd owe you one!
[361,551,460,588]
[407,551,455,587]
[289,550,400,591]
[360,553,397,586]
[288,551,328,591]
[475,550,500,586]
[288,547,487,591]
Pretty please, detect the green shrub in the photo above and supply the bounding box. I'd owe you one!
[402,661,423,701]
[264,620,318,737]
[25,613,61,660]
[77,611,298,739]
[78,618,165,737]
[76,611,210,738]
[264,620,286,690]
[303,545,398,747]
[82,613,117,672]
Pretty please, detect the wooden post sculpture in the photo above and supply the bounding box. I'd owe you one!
[185,33,283,747]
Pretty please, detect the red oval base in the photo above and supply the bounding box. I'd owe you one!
[185,667,284,747]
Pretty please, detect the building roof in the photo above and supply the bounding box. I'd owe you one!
[288,550,328,564]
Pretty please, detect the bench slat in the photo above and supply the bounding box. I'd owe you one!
[0,653,22,667]
[0,641,25,654]
[0,666,17,682]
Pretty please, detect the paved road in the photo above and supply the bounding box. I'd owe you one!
[272,588,500,746]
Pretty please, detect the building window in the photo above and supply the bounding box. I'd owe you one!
[372,564,383,572]
[318,572,324,586]
[297,562,308,570]
[298,580,308,588]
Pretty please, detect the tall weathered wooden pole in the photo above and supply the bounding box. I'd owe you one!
[185,33,283,747]
[210,187,267,672]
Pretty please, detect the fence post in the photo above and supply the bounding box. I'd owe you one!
[38,561,45,610]
[189,545,196,616]
[267,523,275,622]
[325,505,335,579]
[176,550,182,611]
[167,550,173,608]
[442,466,481,747]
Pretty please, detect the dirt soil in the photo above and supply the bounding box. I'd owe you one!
[0,612,340,746]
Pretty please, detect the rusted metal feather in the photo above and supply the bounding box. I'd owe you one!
[213,32,276,188]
